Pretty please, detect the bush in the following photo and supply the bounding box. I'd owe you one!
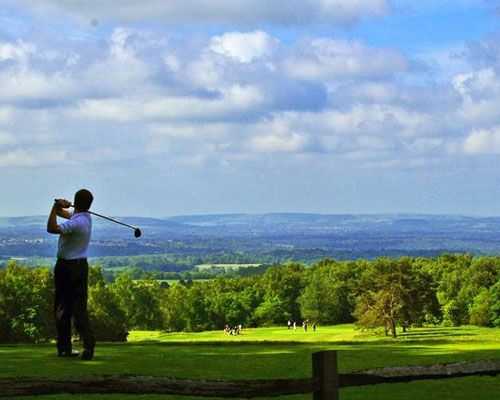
[442,300,467,326]
[469,289,493,326]
[0,263,54,343]
[88,282,128,341]
[489,282,500,327]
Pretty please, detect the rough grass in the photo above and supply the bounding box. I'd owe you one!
[1,325,499,399]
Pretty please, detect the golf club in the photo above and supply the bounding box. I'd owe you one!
[86,210,142,238]
[55,200,142,238]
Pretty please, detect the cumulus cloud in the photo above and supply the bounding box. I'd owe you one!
[69,84,267,123]
[249,132,309,153]
[209,31,278,63]
[19,0,389,25]
[463,126,500,154]
[0,40,35,63]
[0,131,16,146]
[284,39,408,80]
[0,148,68,167]
[0,108,14,124]
[3,18,500,174]
[453,68,500,127]
[246,117,313,153]
[0,69,76,103]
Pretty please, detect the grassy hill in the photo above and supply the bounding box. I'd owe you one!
[1,325,499,399]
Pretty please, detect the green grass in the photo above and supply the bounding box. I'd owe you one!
[1,325,499,399]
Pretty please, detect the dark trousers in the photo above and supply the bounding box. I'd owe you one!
[54,258,95,353]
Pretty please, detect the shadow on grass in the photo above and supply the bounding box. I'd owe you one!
[105,337,479,347]
[1,338,499,382]
[399,329,478,338]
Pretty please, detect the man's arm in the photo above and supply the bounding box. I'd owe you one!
[47,199,71,234]
[56,208,72,219]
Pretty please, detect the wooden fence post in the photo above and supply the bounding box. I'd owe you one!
[313,351,339,400]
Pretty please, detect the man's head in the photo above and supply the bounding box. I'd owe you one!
[74,189,93,212]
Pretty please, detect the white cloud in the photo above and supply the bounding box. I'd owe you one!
[406,138,444,153]
[0,108,14,124]
[70,84,266,122]
[81,28,155,96]
[0,131,16,146]
[0,40,35,63]
[453,68,500,127]
[453,68,500,99]
[209,31,278,63]
[163,54,181,72]
[342,82,399,102]
[0,69,76,101]
[8,0,500,216]
[184,54,224,89]
[0,150,34,167]
[0,40,79,102]
[0,148,68,168]
[463,126,500,154]
[284,39,408,80]
[19,0,388,25]
[149,122,231,139]
[297,104,434,138]
[2,22,500,173]
[249,132,309,153]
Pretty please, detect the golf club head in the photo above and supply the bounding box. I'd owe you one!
[134,228,142,238]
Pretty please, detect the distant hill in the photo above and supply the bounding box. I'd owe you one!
[167,213,500,238]
[2,213,500,260]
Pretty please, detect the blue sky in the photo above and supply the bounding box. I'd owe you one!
[2,0,500,217]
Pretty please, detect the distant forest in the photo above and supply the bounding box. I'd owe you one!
[4,213,500,263]
[1,254,499,343]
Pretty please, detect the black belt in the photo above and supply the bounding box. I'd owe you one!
[57,258,87,263]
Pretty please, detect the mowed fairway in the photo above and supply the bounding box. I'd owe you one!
[1,325,499,400]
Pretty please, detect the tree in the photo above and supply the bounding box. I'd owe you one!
[88,277,128,341]
[469,289,493,327]
[258,264,305,324]
[490,281,500,327]
[299,260,358,324]
[354,258,438,337]
[161,284,190,331]
[204,278,256,329]
[432,254,472,326]
[0,262,54,343]
[111,274,163,330]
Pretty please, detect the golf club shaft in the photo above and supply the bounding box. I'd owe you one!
[55,199,139,232]
[87,210,138,230]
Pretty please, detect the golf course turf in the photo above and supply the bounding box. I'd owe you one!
[1,325,499,399]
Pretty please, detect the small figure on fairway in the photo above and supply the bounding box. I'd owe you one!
[312,322,317,332]
[287,320,292,329]
[47,189,96,360]
[293,321,297,330]
[303,320,308,332]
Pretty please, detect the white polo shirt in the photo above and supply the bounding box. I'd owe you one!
[57,212,92,260]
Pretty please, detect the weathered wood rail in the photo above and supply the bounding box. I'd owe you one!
[1,351,499,399]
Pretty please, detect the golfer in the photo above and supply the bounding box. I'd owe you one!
[47,189,95,360]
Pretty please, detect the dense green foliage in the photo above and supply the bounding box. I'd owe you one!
[0,254,499,342]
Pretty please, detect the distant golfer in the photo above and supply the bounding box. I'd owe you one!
[47,189,95,360]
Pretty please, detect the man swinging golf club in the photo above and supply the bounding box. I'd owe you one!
[47,189,95,360]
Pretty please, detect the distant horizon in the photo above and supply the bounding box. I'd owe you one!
[3,211,500,219]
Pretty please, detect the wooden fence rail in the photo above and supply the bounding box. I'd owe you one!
[1,351,499,399]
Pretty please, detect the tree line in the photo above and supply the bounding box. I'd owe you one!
[0,254,499,342]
